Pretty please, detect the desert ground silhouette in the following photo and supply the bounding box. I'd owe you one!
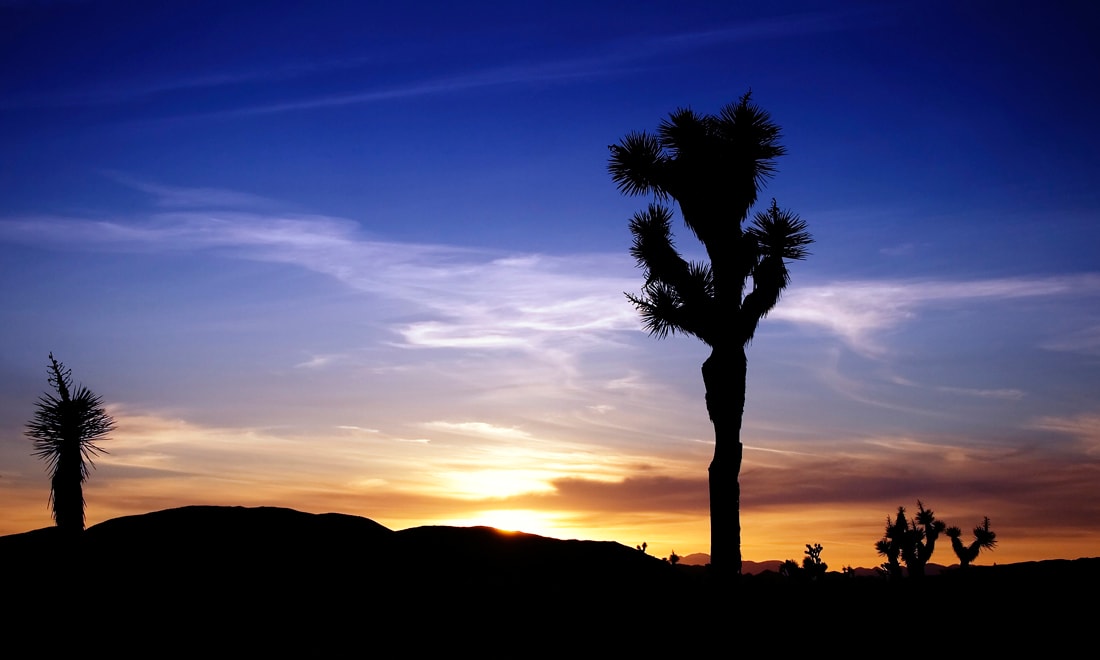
[2,505,1094,652]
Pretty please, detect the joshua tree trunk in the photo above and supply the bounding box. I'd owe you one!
[52,427,85,533]
[949,535,972,567]
[703,345,748,575]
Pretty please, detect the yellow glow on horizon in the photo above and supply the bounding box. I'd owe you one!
[432,469,557,500]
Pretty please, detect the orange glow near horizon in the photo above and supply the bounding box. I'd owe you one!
[2,410,1099,571]
[5,476,1098,571]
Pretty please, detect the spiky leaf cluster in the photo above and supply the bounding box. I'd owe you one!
[610,93,811,348]
[608,91,786,232]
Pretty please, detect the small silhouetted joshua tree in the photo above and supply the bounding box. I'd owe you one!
[946,517,997,567]
[781,542,828,581]
[25,353,114,534]
[905,501,945,578]
[875,501,945,579]
[802,542,828,580]
[875,509,907,579]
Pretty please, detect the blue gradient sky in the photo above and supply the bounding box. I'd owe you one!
[2,0,1098,568]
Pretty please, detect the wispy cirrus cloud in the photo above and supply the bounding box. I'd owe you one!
[174,11,867,120]
[6,188,1100,363]
[4,40,632,119]
[1040,324,1100,356]
[936,385,1025,400]
[649,8,876,50]
[0,205,640,359]
[211,11,869,118]
[203,60,635,119]
[1031,413,1100,455]
[294,353,346,370]
[422,421,536,442]
[0,56,375,110]
[3,10,867,120]
[775,275,1100,354]
[102,171,287,210]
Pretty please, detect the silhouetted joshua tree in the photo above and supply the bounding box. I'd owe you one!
[875,509,906,580]
[781,542,828,581]
[25,353,114,533]
[609,92,812,575]
[875,501,945,579]
[802,542,828,580]
[946,517,997,567]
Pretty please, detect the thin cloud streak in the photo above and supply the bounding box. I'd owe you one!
[0,56,376,110]
[0,210,641,361]
[204,60,636,118]
[102,172,287,210]
[1041,325,1100,356]
[220,10,866,117]
[776,275,1100,353]
[936,386,1025,400]
[0,10,868,121]
[649,8,875,50]
[175,10,862,120]
[422,421,536,442]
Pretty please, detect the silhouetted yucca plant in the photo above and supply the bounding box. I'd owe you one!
[26,353,114,533]
[946,517,997,567]
[875,501,945,579]
[609,91,812,575]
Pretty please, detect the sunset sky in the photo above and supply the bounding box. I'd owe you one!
[2,0,1098,570]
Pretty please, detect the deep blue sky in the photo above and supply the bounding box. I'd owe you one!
[1,0,1098,567]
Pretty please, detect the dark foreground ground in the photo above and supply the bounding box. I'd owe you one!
[2,506,1094,652]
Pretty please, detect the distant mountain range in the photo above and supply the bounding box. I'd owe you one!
[677,553,929,577]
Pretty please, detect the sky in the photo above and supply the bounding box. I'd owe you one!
[1,0,1098,570]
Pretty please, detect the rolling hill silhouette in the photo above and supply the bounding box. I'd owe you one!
[1,505,683,595]
[2,505,1094,650]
